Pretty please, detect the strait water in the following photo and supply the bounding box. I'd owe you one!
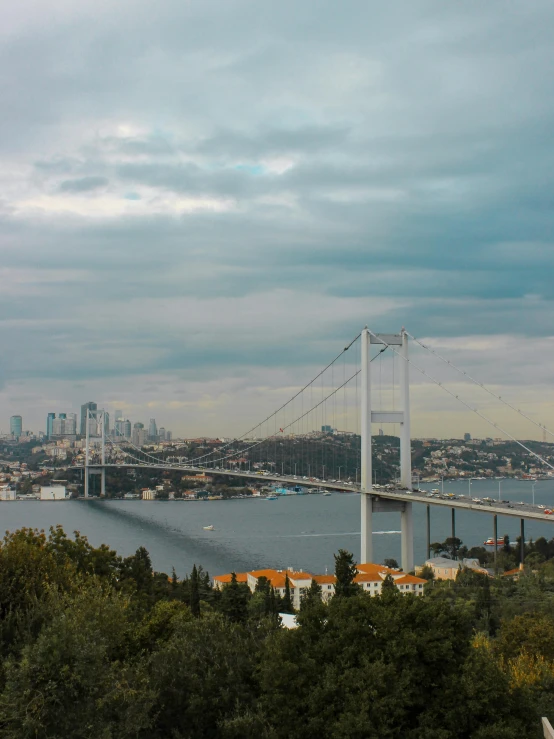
[2,479,554,577]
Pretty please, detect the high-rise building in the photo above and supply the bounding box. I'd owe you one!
[10,415,22,438]
[123,419,132,439]
[132,422,145,446]
[166,431,172,441]
[51,413,77,438]
[80,402,97,435]
[148,418,158,440]
[46,413,55,439]
[464,432,471,442]
[158,427,166,441]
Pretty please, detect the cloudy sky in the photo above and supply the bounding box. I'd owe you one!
[1,0,554,440]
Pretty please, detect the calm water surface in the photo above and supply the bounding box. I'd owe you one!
[2,478,554,577]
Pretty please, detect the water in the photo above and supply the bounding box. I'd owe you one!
[1,479,554,577]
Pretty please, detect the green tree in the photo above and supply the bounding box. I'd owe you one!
[300,578,322,611]
[189,564,201,617]
[0,588,154,738]
[334,549,359,598]
[147,613,258,738]
[220,573,250,623]
[280,573,294,613]
[383,558,399,569]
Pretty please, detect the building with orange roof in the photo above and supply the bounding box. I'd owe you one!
[212,572,249,587]
[213,563,426,605]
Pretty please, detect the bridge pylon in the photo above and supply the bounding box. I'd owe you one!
[360,328,413,571]
[84,408,107,498]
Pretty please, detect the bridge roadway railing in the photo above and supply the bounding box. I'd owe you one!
[76,464,554,524]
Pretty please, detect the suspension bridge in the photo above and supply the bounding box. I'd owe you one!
[75,327,554,572]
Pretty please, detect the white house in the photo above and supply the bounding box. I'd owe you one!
[40,485,67,501]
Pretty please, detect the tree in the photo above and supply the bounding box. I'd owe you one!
[281,573,294,613]
[220,573,250,623]
[383,558,399,569]
[300,578,322,611]
[334,549,359,598]
[419,565,435,581]
[189,564,201,617]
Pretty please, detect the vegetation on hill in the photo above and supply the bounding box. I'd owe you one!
[0,527,553,737]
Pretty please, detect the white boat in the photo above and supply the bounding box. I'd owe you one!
[322,492,332,496]
[203,525,215,531]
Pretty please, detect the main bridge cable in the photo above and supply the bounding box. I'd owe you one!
[106,332,364,468]
[365,329,554,473]
[189,345,387,470]
[406,330,554,441]
[106,346,386,473]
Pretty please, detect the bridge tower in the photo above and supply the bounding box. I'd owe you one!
[84,408,106,498]
[361,328,413,571]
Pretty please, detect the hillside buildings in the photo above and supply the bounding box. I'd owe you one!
[214,563,426,608]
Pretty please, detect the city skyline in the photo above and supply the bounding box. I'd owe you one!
[1,2,553,439]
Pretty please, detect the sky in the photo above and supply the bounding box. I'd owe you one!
[1,0,554,440]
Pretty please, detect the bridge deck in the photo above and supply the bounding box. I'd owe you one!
[76,464,554,523]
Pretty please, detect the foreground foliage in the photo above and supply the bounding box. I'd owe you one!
[0,527,552,738]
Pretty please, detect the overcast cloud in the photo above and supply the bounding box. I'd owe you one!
[1,0,554,438]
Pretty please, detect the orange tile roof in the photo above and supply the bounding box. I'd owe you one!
[357,562,399,576]
[354,573,384,583]
[313,574,336,584]
[502,568,521,577]
[395,574,426,585]
[213,572,248,584]
[287,571,313,581]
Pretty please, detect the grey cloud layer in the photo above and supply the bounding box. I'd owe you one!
[1,0,554,433]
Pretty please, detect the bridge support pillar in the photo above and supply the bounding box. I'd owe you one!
[399,329,412,490]
[360,327,373,564]
[100,468,106,497]
[520,519,525,565]
[451,508,456,559]
[494,515,498,574]
[426,505,431,560]
[85,411,90,498]
[361,494,373,564]
[401,502,414,572]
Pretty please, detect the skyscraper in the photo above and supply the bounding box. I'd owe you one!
[10,415,22,438]
[80,402,97,435]
[46,413,55,439]
[123,419,132,439]
[148,418,158,440]
[158,427,166,441]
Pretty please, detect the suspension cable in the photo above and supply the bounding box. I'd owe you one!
[366,329,554,472]
[406,330,554,441]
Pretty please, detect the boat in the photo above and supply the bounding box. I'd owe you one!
[483,537,506,546]
[266,495,278,500]
[203,525,215,531]
[322,492,332,496]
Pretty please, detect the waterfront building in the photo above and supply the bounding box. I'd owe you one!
[9,415,22,438]
[40,485,67,500]
[80,401,97,436]
[142,488,156,500]
[0,486,16,501]
[417,557,489,580]
[213,563,425,607]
